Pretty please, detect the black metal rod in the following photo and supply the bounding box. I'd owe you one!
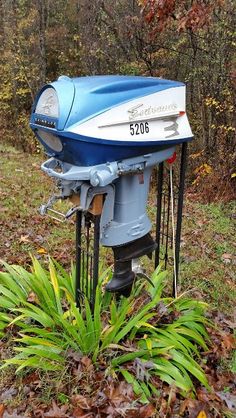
[90,253,93,302]
[155,162,164,268]
[174,142,188,296]
[86,220,90,299]
[91,215,100,309]
[82,247,85,294]
[165,174,171,270]
[162,192,166,246]
[170,167,175,249]
[75,210,82,307]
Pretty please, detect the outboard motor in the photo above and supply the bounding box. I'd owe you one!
[30,75,193,300]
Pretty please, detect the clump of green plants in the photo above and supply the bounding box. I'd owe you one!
[0,258,211,401]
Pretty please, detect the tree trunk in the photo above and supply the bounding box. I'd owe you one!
[37,0,47,84]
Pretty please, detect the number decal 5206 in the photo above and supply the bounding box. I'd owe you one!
[130,122,149,136]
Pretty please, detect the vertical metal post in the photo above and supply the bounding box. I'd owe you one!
[91,215,100,309]
[75,211,100,311]
[75,210,82,307]
[164,175,171,270]
[174,142,188,295]
[155,162,164,268]
[85,219,90,298]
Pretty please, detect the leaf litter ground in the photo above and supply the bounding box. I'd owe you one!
[0,145,235,417]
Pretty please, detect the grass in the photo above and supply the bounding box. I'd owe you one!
[0,144,75,266]
[180,200,236,312]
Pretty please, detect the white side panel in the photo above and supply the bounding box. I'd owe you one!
[68,86,193,142]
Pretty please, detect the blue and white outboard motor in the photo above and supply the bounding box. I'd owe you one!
[30,75,193,296]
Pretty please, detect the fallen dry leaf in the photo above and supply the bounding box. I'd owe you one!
[66,349,82,363]
[0,387,18,402]
[216,392,236,411]
[19,234,30,243]
[197,411,207,418]
[37,247,47,255]
[27,291,39,304]
[105,381,134,406]
[72,408,93,418]
[179,399,208,417]
[0,404,5,418]
[71,395,91,411]
[22,371,40,385]
[189,151,204,160]
[196,388,219,403]
[222,253,232,260]
[81,356,93,369]
[44,401,69,417]
[139,403,156,417]
[221,333,236,351]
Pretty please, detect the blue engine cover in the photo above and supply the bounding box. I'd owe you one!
[30,75,193,166]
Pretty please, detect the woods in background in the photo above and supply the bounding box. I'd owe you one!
[0,0,235,190]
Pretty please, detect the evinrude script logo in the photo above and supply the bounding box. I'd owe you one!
[127,103,178,121]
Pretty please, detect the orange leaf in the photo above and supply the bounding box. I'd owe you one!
[37,247,47,255]
[222,334,236,350]
[190,150,204,159]
[0,404,5,418]
[197,411,207,418]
